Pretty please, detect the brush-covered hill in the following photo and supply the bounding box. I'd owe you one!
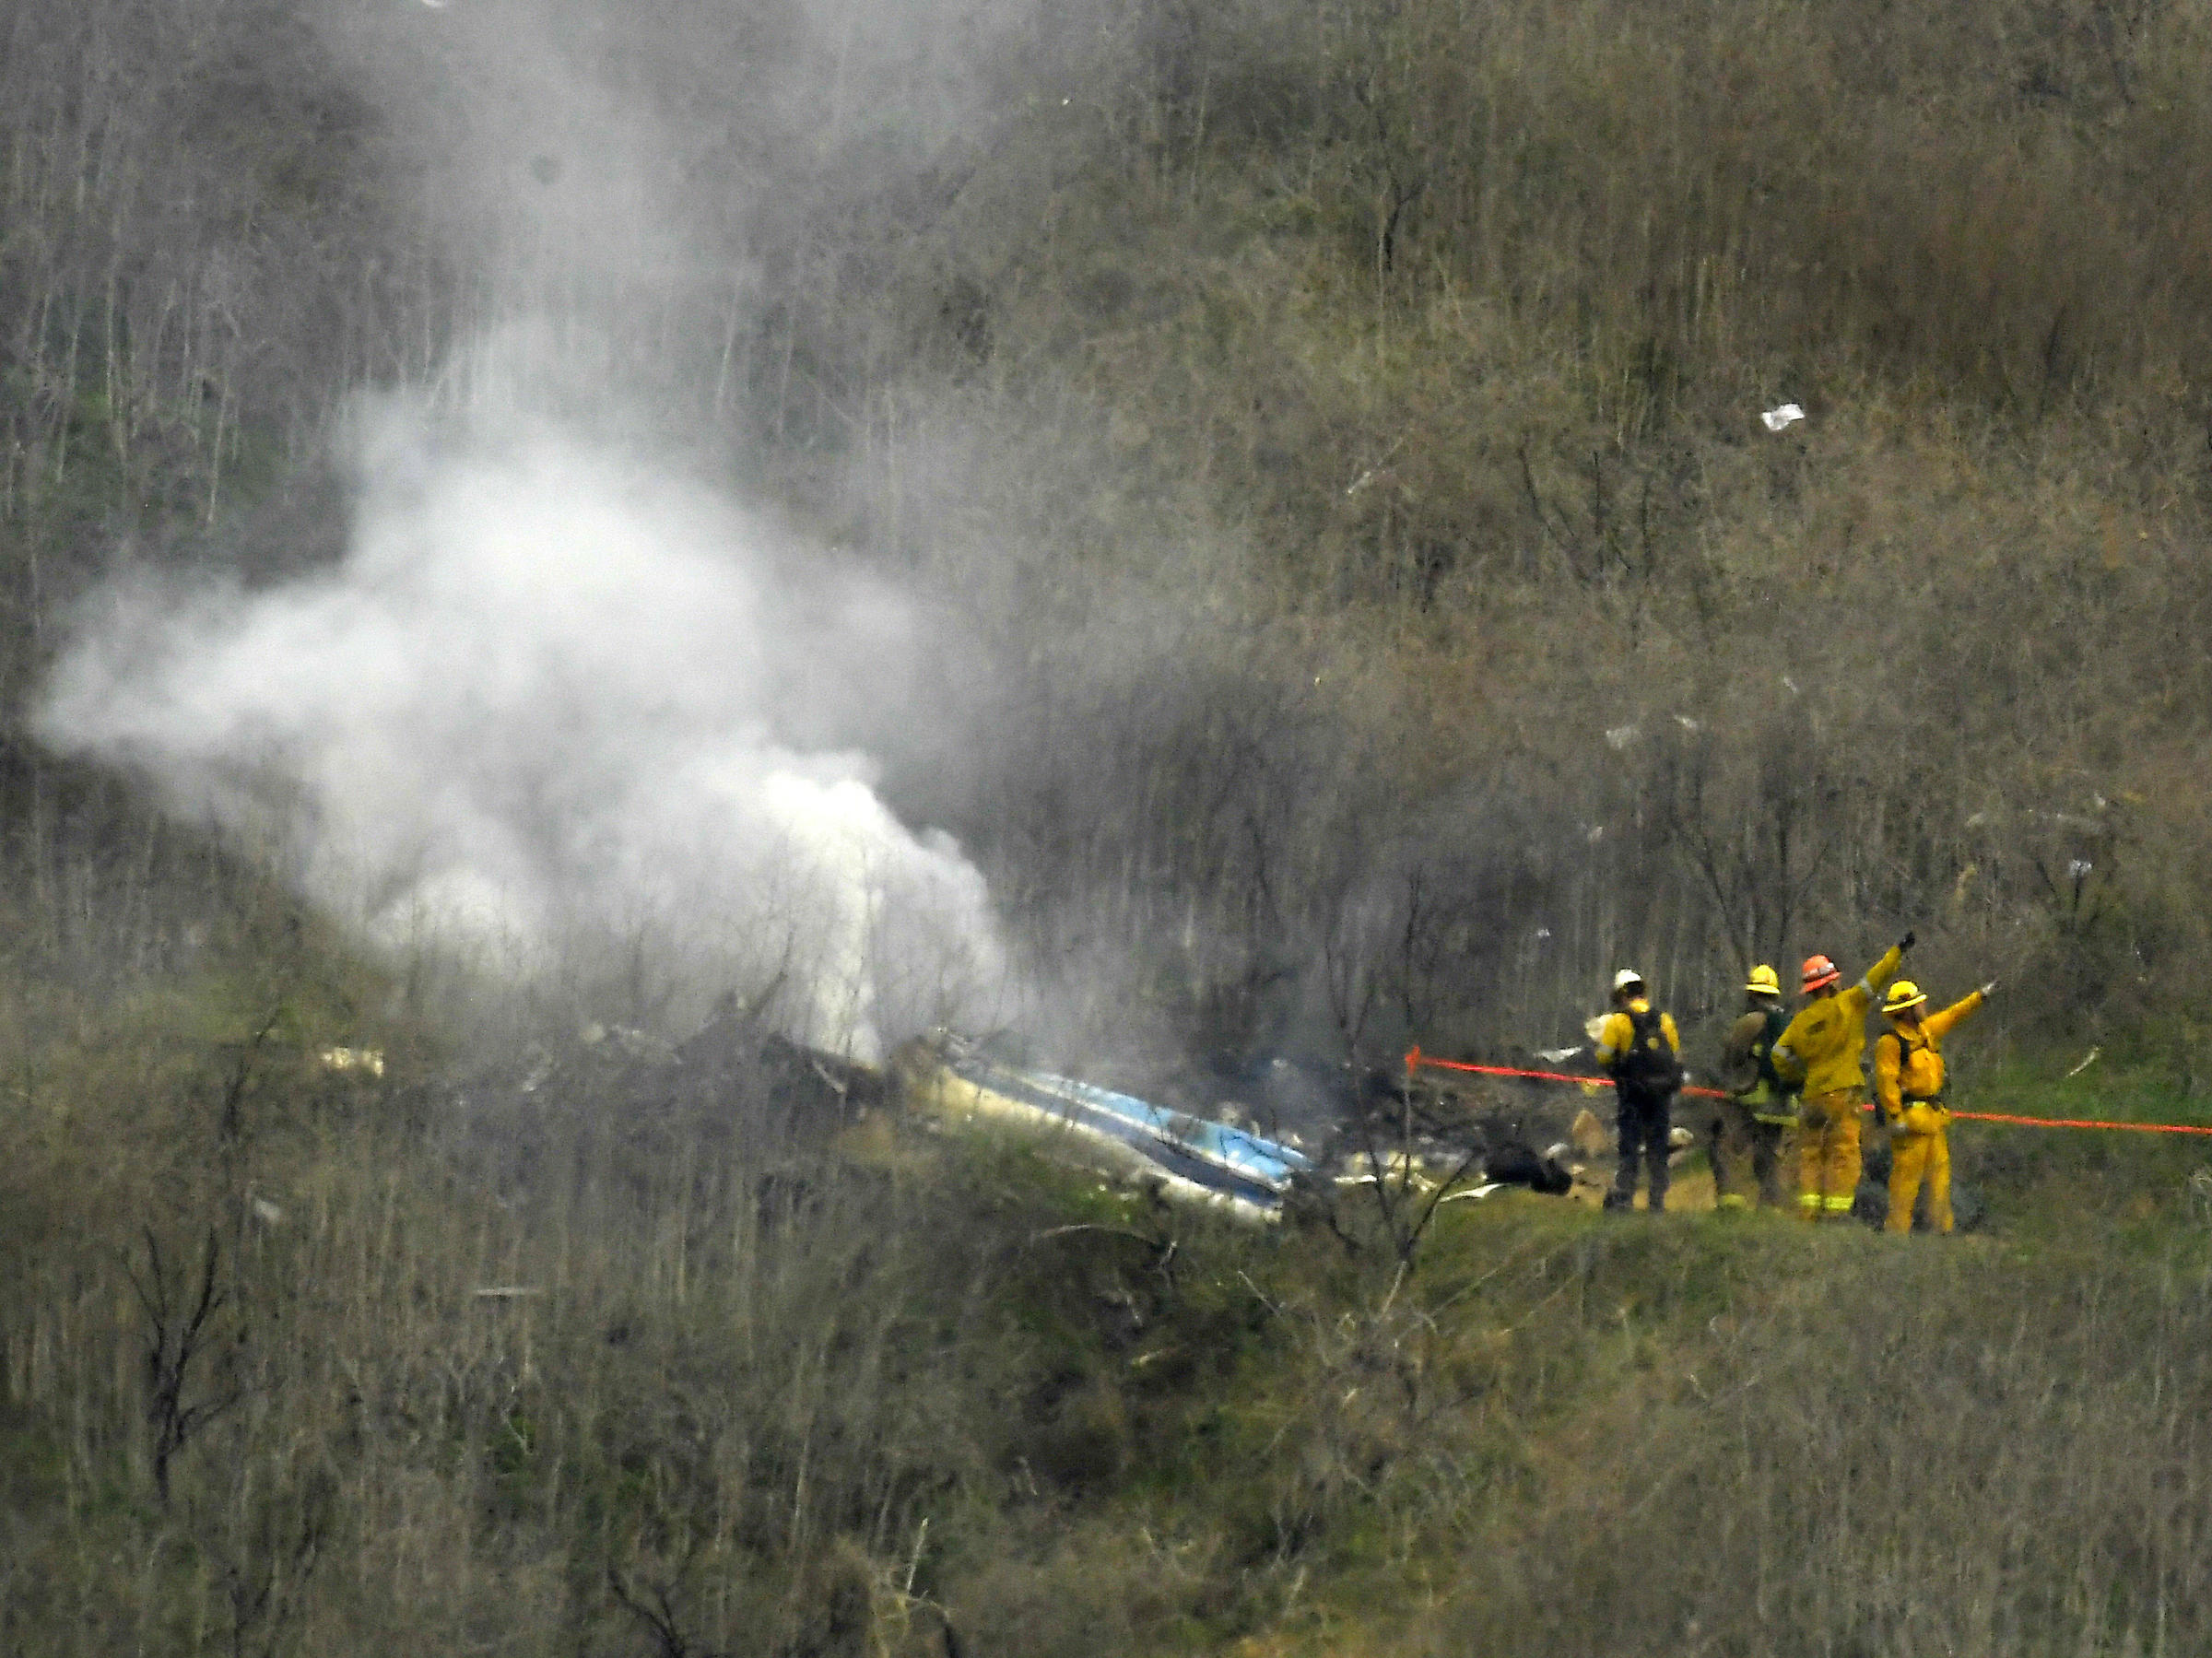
[4,950,2208,1655]
[6,3,2212,1651]
[6,0,2212,1054]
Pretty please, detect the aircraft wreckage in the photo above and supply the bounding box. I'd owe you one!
[902,1034,1319,1218]
[894,1032,1588,1220]
[477,1013,1589,1220]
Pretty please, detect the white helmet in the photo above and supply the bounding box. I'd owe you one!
[1612,968,1646,994]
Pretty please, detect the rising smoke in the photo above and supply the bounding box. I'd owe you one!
[29,0,1063,1059]
[35,394,1006,1060]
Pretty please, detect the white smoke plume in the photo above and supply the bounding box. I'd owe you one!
[35,396,1005,1061]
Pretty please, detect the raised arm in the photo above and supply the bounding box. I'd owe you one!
[1924,984,1990,1041]
[1861,935,1910,997]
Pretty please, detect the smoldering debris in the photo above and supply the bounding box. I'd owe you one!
[897,1032,1610,1219]
[436,996,900,1224]
[1478,1143,1573,1195]
[1143,1052,1403,1152]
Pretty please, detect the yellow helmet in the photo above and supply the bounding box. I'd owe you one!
[1883,980,1928,1016]
[1745,964,1782,997]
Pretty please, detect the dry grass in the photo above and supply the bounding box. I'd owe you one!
[6,913,2210,1655]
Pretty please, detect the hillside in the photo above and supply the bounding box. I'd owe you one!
[6,965,2209,1655]
[7,0,2212,1053]
[6,0,2212,1652]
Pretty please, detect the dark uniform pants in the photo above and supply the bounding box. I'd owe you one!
[1708,1097,1758,1208]
[1607,1087,1675,1212]
[1712,1096,1794,1208]
[1749,1115,1793,1207]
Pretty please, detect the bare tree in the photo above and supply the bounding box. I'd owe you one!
[126,1226,241,1507]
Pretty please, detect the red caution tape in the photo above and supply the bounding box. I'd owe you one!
[1946,1108,2212,1135]
[1406,1047,1726,1099]
[1405,1048,2212,1135]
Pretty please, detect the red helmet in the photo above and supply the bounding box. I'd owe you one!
[1800,954,1841,994]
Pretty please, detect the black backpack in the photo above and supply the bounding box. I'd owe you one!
[1617,1005,1685,1095]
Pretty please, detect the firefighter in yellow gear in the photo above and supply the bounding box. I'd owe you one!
[1771,935,1911,1220]
[1713,964,1795,1208]
[1875,977,1994,1234]
[1594,969,1684,1213]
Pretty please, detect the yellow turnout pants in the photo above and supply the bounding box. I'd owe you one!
[1886,1105,1953,1234]
[1797,1088,1865,1221]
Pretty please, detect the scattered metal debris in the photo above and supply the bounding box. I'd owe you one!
[1436,1183,1505,1205]
[905,1034,1313,1219]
